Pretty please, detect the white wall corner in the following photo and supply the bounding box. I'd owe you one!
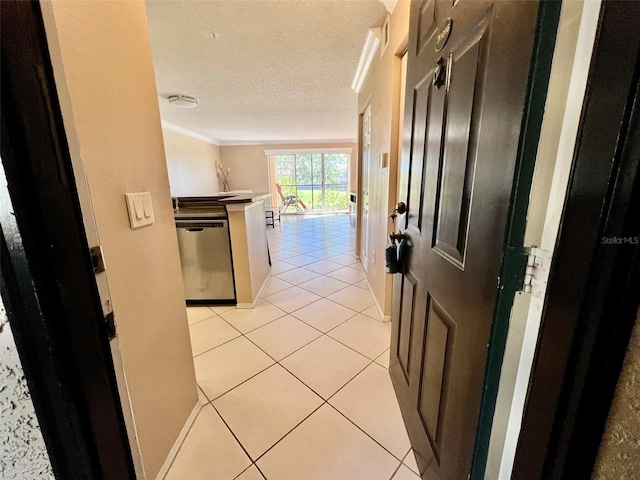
[161,121,220,146]
[381,0,398,14]
[351,28,381,94]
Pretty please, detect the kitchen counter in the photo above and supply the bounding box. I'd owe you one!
[173,194,271,308]
[174,192,270,206]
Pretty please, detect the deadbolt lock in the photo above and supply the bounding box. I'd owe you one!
[433,57,446,89]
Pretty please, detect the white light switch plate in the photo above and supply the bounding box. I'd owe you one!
[125,192,154,229]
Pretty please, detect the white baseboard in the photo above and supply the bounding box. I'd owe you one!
[237,273,271,309]
[255,273,271,303]
[364,277,386,322]
[155,401,202,480]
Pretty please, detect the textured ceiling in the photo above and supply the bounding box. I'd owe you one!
[145,0,388,144]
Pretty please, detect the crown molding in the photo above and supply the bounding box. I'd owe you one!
[161,121,220,145]
[351,28,381,94]
[264,148,353,155]
[218,139,357,146]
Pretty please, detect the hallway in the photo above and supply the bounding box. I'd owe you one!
[167,214,419,480]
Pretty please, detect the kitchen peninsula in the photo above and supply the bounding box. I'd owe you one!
[174,192,271,308]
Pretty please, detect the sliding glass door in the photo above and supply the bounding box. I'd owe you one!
[273,153,349,213]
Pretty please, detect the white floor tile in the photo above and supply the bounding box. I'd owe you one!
[361,304,382,321]
[327,253,357,266]
[327,285,374,311]
[306,249,339,260]
[327,266,368,284]
[166,405,250,480]
[327,314,391,360]
[194,337,274,400]
[304,260,344,275]
[260,277,293,297]
[220,300,287,334]
[297,276,350,298]
[375,349,391,369]
[257,404,399,480]
[392,464,420,480]
[235,465,265,480]
[246,316,321,360]
[197,386,209,405]
[348,262,365,272]
[403,449,419,474]
[353,279,369,290]
[187,306,216,326]
[281,336,370,399]
[287,244,317,255]
[189,315,240,356]
[275,267,320,285]
[283,254,318,267]
[329,364,411,459]
[291,298,358,332]
[269,261,297,275]
[263,286,321,313]
[208,304,236,315]
[330,243,357,254]
[214,365,322,460]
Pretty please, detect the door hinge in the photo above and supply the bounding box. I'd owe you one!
[90,245,105,274]
[105,311,116,340]
[522,246,552,299]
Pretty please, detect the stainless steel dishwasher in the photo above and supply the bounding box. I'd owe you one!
[175,206,235,303]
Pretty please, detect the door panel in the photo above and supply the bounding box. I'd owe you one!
[397,272,418,382]
[407,74,433,233]
[418,296,455,455]
[361,104,371,270]
[418,0,437,52]
[433,33,484,266]
[390,1,539,479]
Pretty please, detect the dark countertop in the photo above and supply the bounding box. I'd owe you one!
[174,193,270,206]
[218,192,270,204]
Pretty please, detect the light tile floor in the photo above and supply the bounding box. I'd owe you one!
[167,214,419,480]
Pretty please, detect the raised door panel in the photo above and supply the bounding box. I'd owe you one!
[433,25,488,268]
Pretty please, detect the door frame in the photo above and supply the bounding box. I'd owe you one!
[512,1,640,478]
[356,98,372,265]
[1,1,135,478]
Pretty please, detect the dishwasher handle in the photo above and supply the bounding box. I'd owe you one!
[175,220,228,229]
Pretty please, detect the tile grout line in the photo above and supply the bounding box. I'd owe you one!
[188,217,397,478]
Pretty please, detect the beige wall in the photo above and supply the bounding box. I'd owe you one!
[163,128,221,196]
[42,1,197,477]
[357,1,410,317]
[220,143,357,206]
[227,201,271,307]
[593,310,640,479]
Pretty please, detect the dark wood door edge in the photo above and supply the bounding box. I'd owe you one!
[512,2,640,478]
[1,1,135,478]
[470,1,562,477]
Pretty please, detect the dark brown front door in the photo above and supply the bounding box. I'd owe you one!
[390,1,539,478]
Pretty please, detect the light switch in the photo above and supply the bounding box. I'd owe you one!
[125,192,155,229]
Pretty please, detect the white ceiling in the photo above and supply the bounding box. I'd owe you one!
[145,0,388,145]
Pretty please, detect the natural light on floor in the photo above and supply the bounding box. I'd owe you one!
[167,214,418,480]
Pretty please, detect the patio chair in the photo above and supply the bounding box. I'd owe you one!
[275,183,308,213]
